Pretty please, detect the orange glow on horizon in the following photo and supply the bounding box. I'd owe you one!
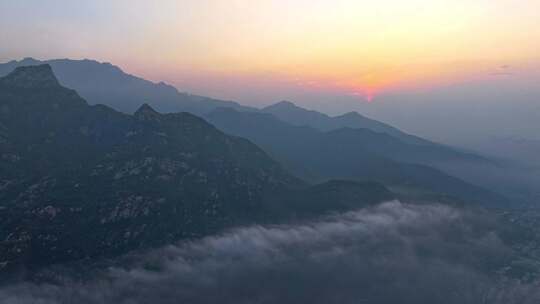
[73,0,540,104]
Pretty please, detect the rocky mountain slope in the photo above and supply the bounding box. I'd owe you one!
[0,65,393,271]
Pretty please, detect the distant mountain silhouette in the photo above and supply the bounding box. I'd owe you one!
[0,58,461,147]
[0,58,485,155]
[205,108,507,206]
[263,100,437,145]
[0,58,257,115]
[0,58,505,205]
[0,65,393,271]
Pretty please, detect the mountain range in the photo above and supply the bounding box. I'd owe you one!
[0,65,393,271]
[263,100,432,145]
[0,58,513,206]
[205,108,505,205]
[0,58,449,143]
[0,58,256,115]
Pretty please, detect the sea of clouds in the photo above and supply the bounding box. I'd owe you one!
[2,200,540,304]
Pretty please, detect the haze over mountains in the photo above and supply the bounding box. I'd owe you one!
[0,59,521,271]
[3,0,540,301]
[0,58,466,152]
[263,100,430,145]
[1,61,540,303]
[0,58,488,154]
[0,58,256,115]
[0,58,464,145]
[0,65,395,270]
[205,108,505,205]
[2,58,535,205]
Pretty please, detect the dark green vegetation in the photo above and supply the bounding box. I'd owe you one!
[0,65,393,271]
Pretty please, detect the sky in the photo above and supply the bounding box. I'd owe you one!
[1,0,539,145]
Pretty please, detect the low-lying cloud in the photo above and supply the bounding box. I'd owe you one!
[2,201,539,304]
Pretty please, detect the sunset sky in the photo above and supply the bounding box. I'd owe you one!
[1,0,539,104]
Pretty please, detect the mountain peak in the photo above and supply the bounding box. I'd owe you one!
[338,111,364,119]
[20,57,41,65]
[269,100,298,109]
[134,103,161,122]
[276,100,296,106]
[0,64,60,89]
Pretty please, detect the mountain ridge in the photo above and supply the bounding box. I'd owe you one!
[0,58,442,145]
[263,100,437,146]
[0,65,394,271]
[0,58,257,115]
[205,107,508,206]
[0,58,506,202]
[0,58,486,159]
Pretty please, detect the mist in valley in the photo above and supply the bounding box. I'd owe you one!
[3,201,540,304]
